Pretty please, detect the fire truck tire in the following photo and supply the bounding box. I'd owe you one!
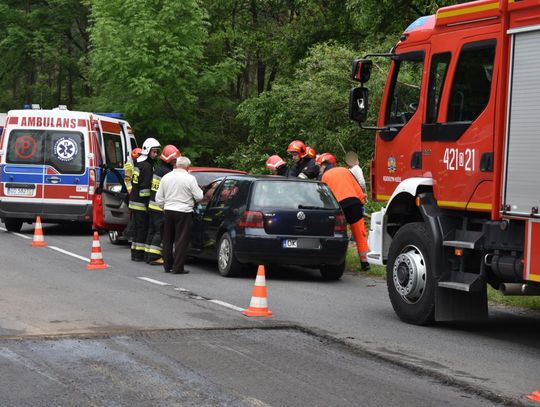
[387,222,435,325]
[4,219,23,232]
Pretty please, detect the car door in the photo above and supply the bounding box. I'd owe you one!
[190,179,222,254]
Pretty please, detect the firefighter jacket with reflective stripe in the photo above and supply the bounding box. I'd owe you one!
[124,160,135,193]
[148,162,173,212]
[129,158,153,211]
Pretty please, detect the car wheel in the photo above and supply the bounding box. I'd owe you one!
[108,230,124,245]
[217,232,243,277]
[387,222,435,325]
[320,261,345,281]
[4,219,23,232]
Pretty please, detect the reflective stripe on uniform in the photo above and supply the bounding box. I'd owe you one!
[140,189,151,197]
[144,245,162,255]
[129,201,147,211]
[148,202,163,211]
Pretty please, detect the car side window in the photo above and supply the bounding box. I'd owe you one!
[199,180,221,209]
[213,179,239,208]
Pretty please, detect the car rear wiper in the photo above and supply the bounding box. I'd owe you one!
[298,205,330,210]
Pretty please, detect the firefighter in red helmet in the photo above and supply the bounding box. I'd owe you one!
[306,146,316,159]
[287,140,319,179]
[266,155,289,176]
[145,144,181,265]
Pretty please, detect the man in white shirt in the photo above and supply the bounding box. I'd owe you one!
[345,151,367,194]
[156,156,203,274]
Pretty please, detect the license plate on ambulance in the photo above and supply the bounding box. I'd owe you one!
[6,187,35,196]
[283,239,298,248]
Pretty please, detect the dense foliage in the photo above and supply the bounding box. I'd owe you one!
[0,0,458,171]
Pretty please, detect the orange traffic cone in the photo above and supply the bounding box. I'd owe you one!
[243,265,273,317]
[31,216,47,247]
[527,388,540,403]
[86,231,109,270]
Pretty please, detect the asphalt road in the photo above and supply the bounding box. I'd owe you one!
[0,222,539,406]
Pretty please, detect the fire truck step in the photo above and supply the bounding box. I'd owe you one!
[442,240,475,249]
[438,271,484,292]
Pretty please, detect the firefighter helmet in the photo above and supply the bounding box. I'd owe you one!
[306,146,316,159]
[160,145,181,164]
[287,140,307,157]
[316,152,337,166]
[141,137,161,155]
[266,155,286,170]
[131,148,143,160]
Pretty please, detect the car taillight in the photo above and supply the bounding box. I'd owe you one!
[239,211,264,228]
[89,169,96,195]
[334,213,347,233]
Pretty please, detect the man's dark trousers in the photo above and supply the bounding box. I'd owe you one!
[162,210,193,274]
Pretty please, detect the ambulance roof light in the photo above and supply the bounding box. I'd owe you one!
[23,104,41,110]
[94,112,123,119]
[58,105,68,110]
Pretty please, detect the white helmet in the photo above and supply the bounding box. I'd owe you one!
[141,137,161,155]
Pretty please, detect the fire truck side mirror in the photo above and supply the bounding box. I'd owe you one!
[351,59,372,83]
[349,87,369,123]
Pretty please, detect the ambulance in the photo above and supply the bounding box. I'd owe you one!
[0,106,137,232]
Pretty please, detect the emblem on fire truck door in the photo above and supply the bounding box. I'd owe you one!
[387,156,397,173]
[53,137,78,162]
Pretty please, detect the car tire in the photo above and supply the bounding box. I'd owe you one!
[108,230,121,245]
[387,222,435,326]
[217,232,243,277]
[320,261,345,281]
[4,219,23,232]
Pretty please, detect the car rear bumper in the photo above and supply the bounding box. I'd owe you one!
[234,235,348,266]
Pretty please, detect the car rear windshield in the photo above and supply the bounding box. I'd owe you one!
[250,180,340,210]
[6,129,85,174]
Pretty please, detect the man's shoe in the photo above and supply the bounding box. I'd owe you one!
[172,269,190,274]
[361,261,371,271]
[150,258,164,266]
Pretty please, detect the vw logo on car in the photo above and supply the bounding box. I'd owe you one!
[297,211,306,220]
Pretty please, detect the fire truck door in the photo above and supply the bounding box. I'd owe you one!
[374,48,427,201]
[422,33,498,211]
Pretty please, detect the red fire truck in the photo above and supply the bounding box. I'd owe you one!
[349,0,540,324]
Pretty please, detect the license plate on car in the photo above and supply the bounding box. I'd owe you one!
[7,187,34,196]
[283,239,298,248]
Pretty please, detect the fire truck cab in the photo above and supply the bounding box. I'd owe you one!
[0,106,137,232]
[349,0,540,324]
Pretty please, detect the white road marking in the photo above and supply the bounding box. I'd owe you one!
[13,232,32,240]
[48,246,90,262]
[136,277,171,286]
[209,299,245,312]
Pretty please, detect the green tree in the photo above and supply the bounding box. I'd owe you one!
[0,0,89,110]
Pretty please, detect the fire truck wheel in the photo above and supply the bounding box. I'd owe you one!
[387,222,435,325]
[4,219,23,233]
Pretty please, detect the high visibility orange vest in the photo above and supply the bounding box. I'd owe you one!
[321,166,366,203]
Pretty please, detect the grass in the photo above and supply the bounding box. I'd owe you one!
[345,247,540,310]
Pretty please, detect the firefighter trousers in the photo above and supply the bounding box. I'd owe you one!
[131,210,149,261]
[145,210,164,263]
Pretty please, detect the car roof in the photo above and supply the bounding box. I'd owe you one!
[220,174,323,183]
[189,167,246,174]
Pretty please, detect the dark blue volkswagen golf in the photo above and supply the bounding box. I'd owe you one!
[189,175,349,280]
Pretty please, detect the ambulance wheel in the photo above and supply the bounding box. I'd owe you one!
[217,232,242,277]
[387,222,435,325]
[5,219,23,232]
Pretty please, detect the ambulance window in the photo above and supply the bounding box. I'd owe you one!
[103,132,123,168]
[46,131,85,174]
[6,130,45,165]
[385,52,424,126]
[426,53,451,123]
[447,40,495,122]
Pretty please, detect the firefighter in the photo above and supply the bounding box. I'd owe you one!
[317,153,370,271]
[129,137,160,262]
[306,146,316,160]
[145,144,181,265]
[123,147,143,241]
[124,148,142,193]
[265,155,289,176]
[287,140,319,179]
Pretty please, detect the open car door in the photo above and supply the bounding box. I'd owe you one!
[92,166,130,231]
